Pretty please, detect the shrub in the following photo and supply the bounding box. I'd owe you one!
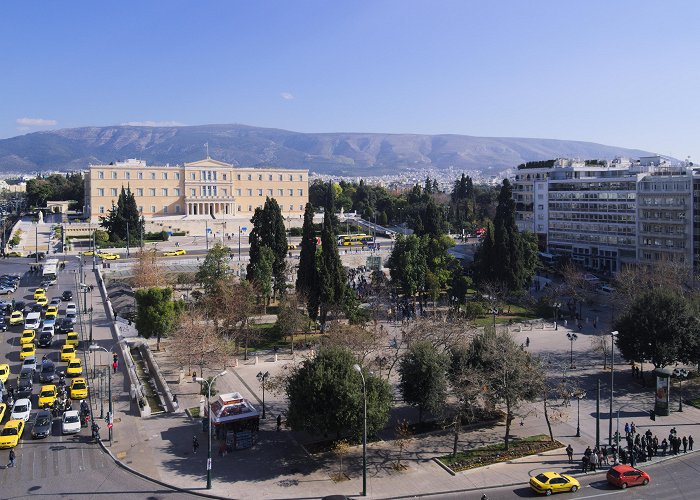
[95,230,110,242]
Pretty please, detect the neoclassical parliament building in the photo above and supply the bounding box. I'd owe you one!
[84,157,309,223]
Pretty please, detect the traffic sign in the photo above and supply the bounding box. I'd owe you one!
[207,458,212,470]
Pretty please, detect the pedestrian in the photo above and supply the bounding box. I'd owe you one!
[689,435,694,451]
[661,438,668,456]
[582,454,589,473]
[631,422,636,434]
[112,360,118,373]
[525,337,530,348]
[276,414,282,432]
[218,440,226,457]
[683,436,688,453]
[590,449,598,472]
[566,444,573,463]
[625,422,630,437]
[192,435,199,454]
[7,449,15,468]
[598,448,606,466]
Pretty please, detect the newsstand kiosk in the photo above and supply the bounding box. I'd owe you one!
[204,392,260,451]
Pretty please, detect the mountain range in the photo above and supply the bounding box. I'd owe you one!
[0,124,656,176]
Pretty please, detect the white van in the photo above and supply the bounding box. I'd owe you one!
[24,312,42,331]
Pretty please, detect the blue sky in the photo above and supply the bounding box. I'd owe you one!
[2,1,699,160]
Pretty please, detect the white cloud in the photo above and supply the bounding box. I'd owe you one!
[280,92,295,101]
[16,117,57,126]
[121,120,184,127]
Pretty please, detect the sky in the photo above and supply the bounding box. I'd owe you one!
[1,1,699,160]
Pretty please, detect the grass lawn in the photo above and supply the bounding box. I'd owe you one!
[438,434,563,472]
[246,323,326,352]
[473,303,539,327]
[188,407,200,418]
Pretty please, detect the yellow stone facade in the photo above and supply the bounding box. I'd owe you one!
[84,157,308,222]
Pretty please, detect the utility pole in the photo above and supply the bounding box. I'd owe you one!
[205,220,209,251]
[126,220,130,257]
[35,222,38,263]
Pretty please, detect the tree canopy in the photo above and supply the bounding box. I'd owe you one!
[99,186,144,243]
[398,341,449,423]
[247,197,288,297]
[135,287,176,350]
[296,202,319,317]
[26,173,84,208]
[285,346,392,439]
[195,242,230,292]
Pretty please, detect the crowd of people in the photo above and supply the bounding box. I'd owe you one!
[566,422,694,473]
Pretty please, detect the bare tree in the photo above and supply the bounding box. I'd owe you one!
[333,439,350,481]
[276,294,309,355]
[394,419,412,470]
[169,310,232,378]
[324,322,382,365]
[401,316,475,352]
[560,261,595,321]
[131,249,168,288]
[590,333,611,370]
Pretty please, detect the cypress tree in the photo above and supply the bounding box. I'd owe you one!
[318,184,346,326]
[296,203,319,317]
[248,197,288,297]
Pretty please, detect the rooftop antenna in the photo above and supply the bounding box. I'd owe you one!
[205,142,210,159]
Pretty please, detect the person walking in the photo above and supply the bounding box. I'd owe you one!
[276,414,282,432]
[590,449,598,472]
[625,422,630,437]
[192,435,199,454]
[112,360,118,373]
[661,438,668,456]
[566,444,574,463]
[7,449,15,468]
[582,454,590,473]
[683,436,688,453]
[689,435,694,451]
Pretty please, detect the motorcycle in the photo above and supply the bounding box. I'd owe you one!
[91,423,100,442]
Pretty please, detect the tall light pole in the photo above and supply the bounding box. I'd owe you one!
[195,370,227,490]
[574,390,586,437]
[353,364,367,497]
[608,330,618,446]
[566,332,578,369]
[256,371,270,419]
[89,338,125,444]
[674,368,689,412]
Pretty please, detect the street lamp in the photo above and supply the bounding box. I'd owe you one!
[573,390,586,437]
[256,371,270,419]
[566,333,578,369]
[89,337,125,443]
[196,370,228,490]
[490,307,497,328]
[673,368,689,412]
[353,364,367,497]
[608,330,618,447]
[553,302,561,330]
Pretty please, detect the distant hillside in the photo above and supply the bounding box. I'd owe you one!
[0,124,656,175]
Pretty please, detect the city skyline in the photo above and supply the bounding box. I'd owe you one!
[2,1,699,161]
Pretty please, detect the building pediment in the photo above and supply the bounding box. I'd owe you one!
[184,158,232,168]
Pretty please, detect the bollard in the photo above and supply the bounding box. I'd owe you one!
[274,354,278,362]
[255,356,258,365]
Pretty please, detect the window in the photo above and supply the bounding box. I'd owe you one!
[163,172,168,180]
[258,174,263,181]
[111,171,118,179]
[110,188,118,196]
[99,206,105,214]
[299,204,304,211]
[125,172,130,180]
[237,174,241,180]
[279,174,283,181]
[236,189,242,196]
[298,189,304,196]
[289,205,293,211]
[149,188,156,196]
[163,206,169,214]
[136,188,144,196]
[278,189,284,196]
[288,189,294,196]
[247,189,252,196]
[258,189,263,196]
[289,175,293,181]
[191,173,196,180]
[222,174,227,180]
[268,174,273,181]
[248,205,252,211]
[174,188,180,196]
[138,206,143,213]
[175,205,181,213]
[190,188,196,196]
[150,172,156,180]
[237,205,241,212]
[97,188,105,196]
[162,188,168,196]
[267,189,273,196]
[247,174,252,181]
[222,188,227,196]
[175,173,180,180]
[137,172,143,180]
[97,171,104,179]
[151,205,156,213]
[298,174,303,181]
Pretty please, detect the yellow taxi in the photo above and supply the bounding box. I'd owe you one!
[0,364,10,383]
[36,296,48,307]
[163,249,186,256]
[38,385,57,408]
[60,344,76,362]
[98,252,120,260]
[66,331,80,347]
[530,472,580,495]
[287,243,298,250]
[9,311,24,325]
[34,288,47,300]
[66,358,83,377]
[0,403,6,421]
[19,343,36,361]
[45,306,59,318]
[0,420,25,448]
[70,378,88,400]
[20,329,36,344]
[81,250,95,256]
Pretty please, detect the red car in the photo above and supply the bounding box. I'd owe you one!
[606,465,650,489]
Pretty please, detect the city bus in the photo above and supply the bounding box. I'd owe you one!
[337,234,373,246]
[42,258,59,283]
